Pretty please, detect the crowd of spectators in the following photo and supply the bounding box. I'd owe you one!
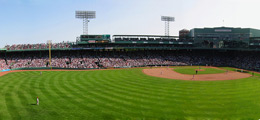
[1,50,260,71]
[4,42,71,50]
[0,58,8,71]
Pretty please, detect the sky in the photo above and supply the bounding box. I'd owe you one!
[0,0,260,48]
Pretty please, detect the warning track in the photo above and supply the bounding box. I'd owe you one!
[0,69,107,77]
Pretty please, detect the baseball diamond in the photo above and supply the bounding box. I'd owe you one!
[0,67,260,119]
[1,2,260,119]
[1,27,260,119]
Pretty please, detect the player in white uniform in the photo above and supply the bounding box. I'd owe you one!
[37,97,39,105]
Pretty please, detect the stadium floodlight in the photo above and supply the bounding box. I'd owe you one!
[75,11,96,35]
[161,16,175,36]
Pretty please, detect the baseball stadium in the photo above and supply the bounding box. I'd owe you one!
[2,9,260,119]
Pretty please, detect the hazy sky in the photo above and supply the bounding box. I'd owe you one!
[1,0,260,48]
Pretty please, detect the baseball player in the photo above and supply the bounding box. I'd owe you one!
[37,97,39,105]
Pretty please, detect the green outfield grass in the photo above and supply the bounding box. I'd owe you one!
[0,68,260,119]
[173,66,226,75]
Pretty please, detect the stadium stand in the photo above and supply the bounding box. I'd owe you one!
[4,42,71,50]
[1,50,260,71]
[2,27,260,71]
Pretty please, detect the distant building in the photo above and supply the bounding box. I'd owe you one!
[189,27,260,48]
[179,29,190,42]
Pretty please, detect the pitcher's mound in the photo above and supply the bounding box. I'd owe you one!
[143,68,251,81]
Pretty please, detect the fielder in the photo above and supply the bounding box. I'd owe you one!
[37,97,39,105]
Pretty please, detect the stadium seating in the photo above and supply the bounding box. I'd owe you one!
[1,50,260,71]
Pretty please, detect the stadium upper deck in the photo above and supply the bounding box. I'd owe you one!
[2,27,260,52]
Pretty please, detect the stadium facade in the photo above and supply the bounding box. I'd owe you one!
[2,26,260,72]
[2,26,260,52]
[189,27,260,49]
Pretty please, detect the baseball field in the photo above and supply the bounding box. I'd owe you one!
[0,66,260,119]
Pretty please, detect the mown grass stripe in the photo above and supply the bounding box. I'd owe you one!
[58,71,99,118]
[4,74,25,120]
[1,68,260,119]
[0,76,17,119]
[83,70,185,118]
[71,71,140,118]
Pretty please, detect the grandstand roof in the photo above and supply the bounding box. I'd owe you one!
[113,35,179,38]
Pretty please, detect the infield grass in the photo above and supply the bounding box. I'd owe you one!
[173,66,225,75]
[0,68,260,119]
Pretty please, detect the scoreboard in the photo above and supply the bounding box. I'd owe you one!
[80,34,111,43]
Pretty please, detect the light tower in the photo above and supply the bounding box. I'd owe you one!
[161,16,175,36]
[75,11,96,35]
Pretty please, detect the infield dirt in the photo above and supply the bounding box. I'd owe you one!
[143,67,252,81]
